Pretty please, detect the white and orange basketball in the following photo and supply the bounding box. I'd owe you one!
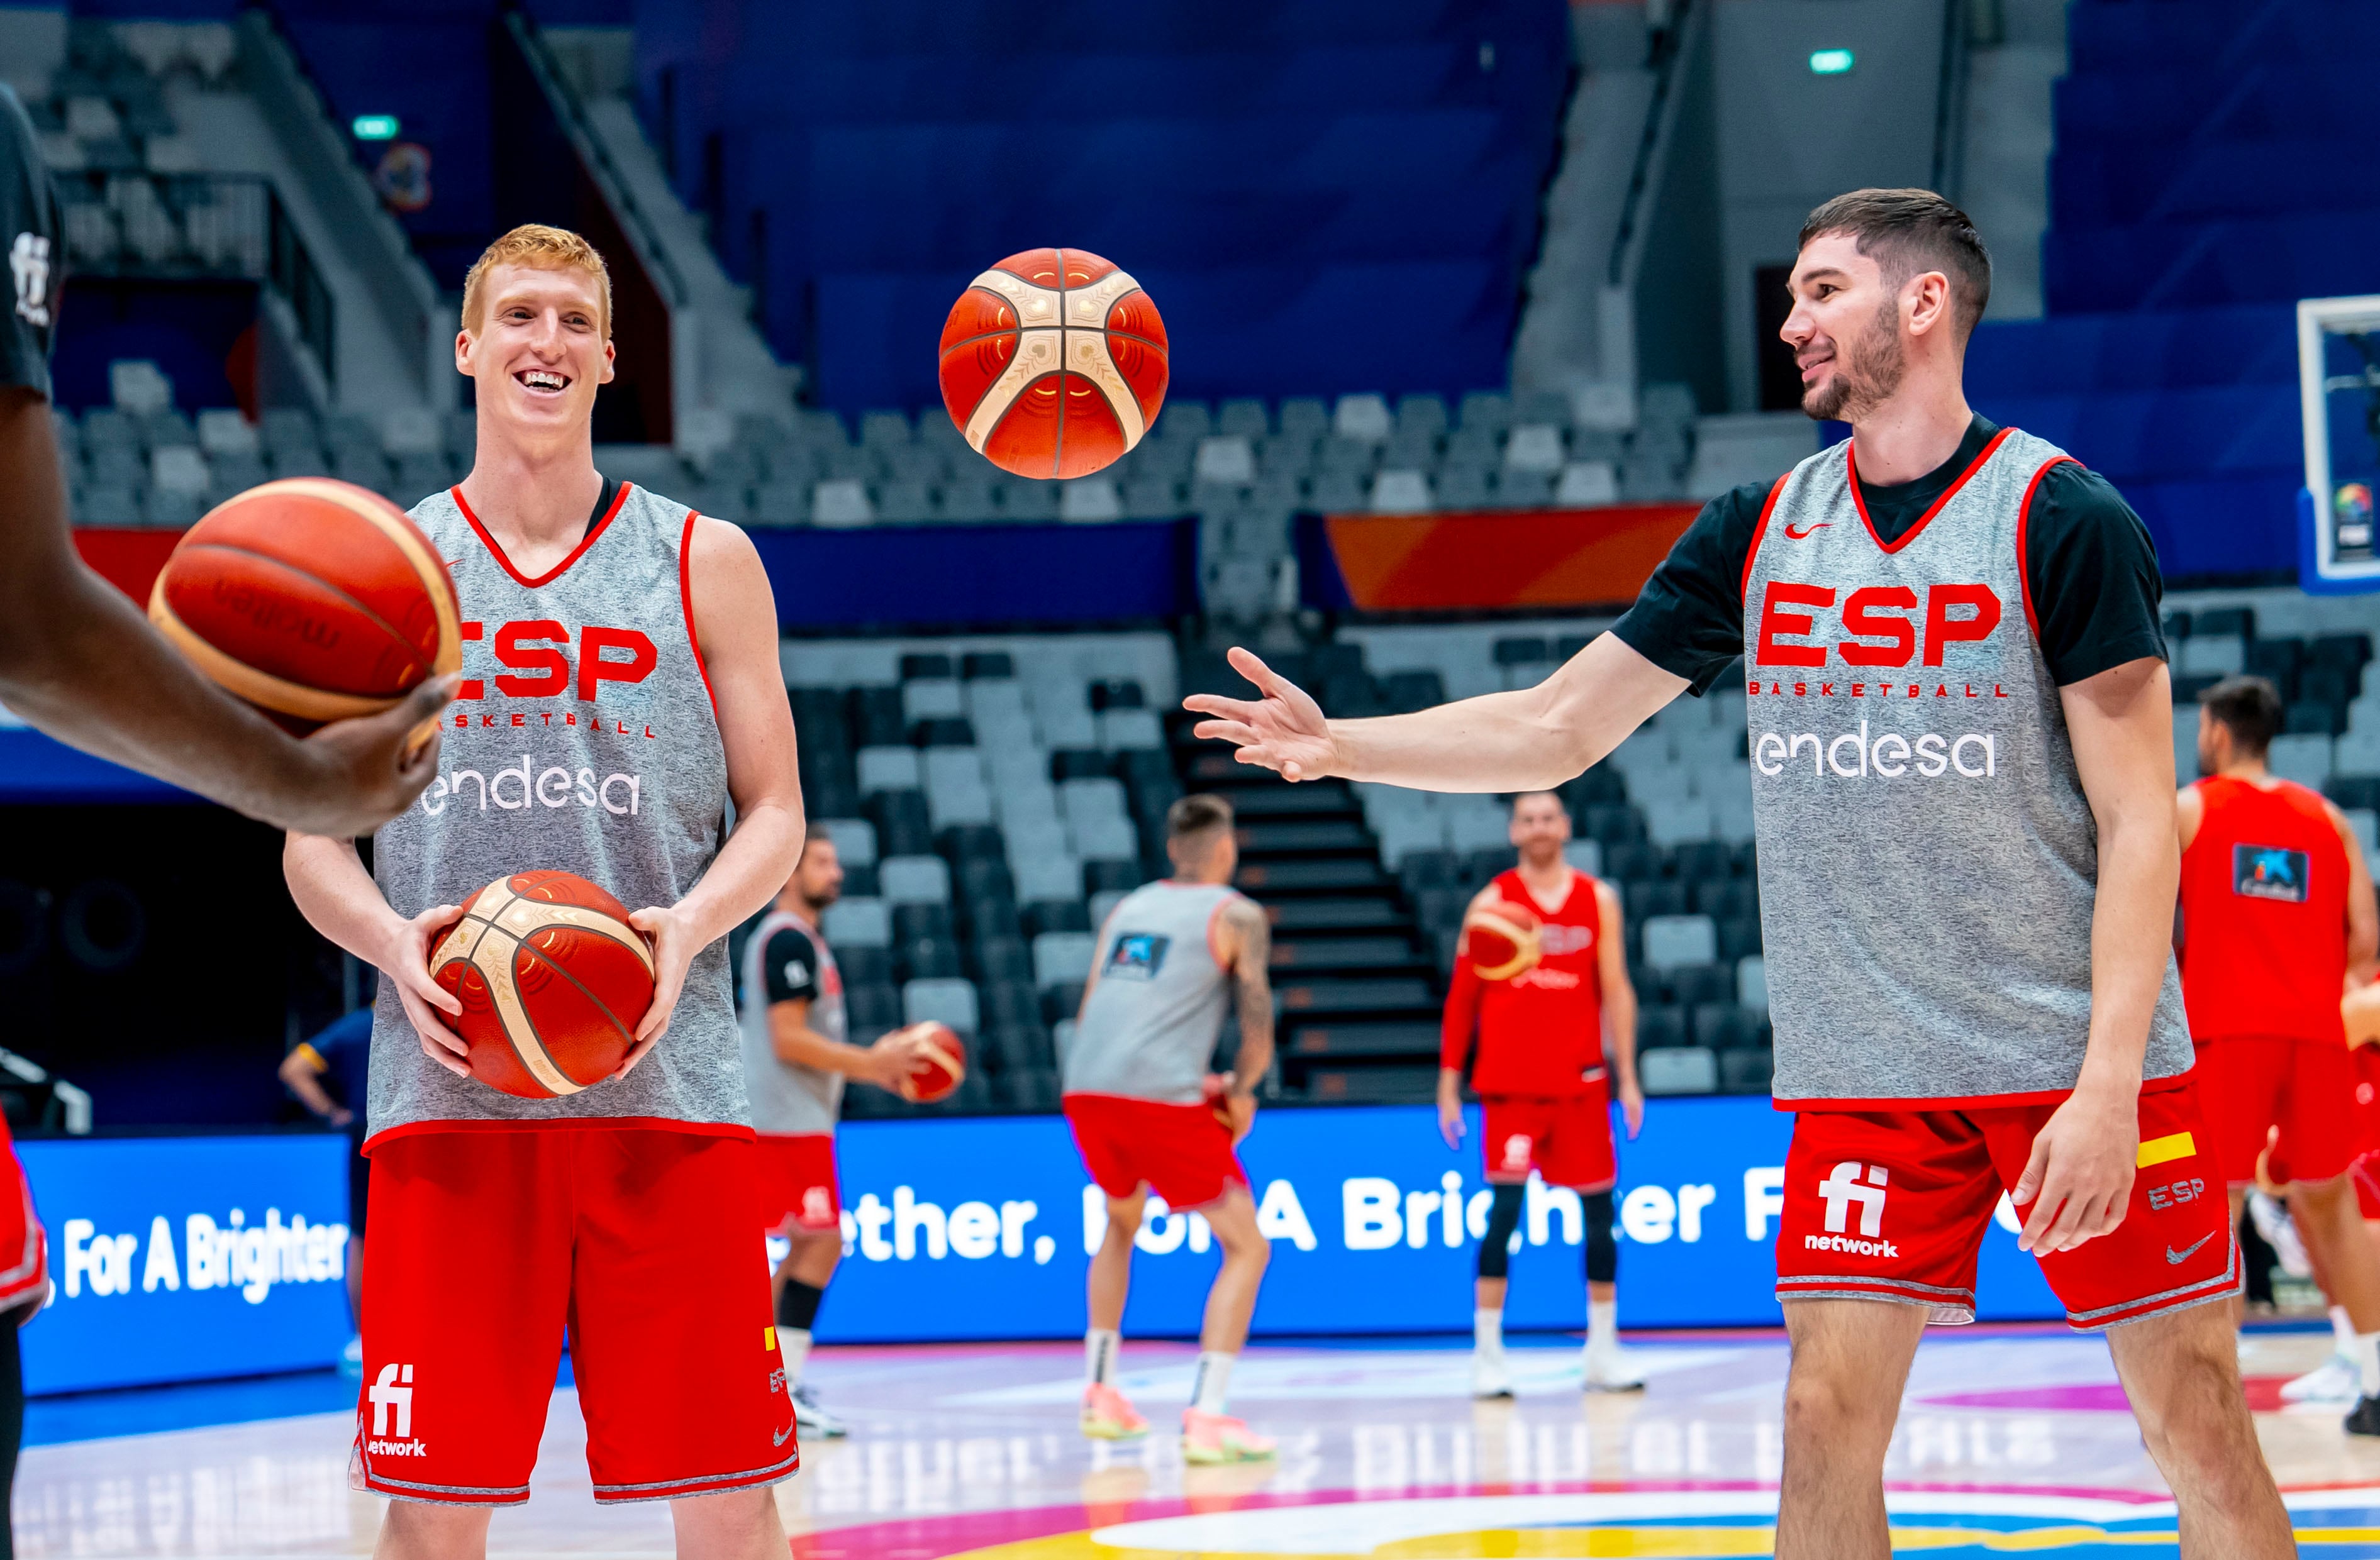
[430,870,655,1098]
[147,478,460,734]
[937,247,1167,480]
[1464,899,1543,982]
[896,1021,967,1104]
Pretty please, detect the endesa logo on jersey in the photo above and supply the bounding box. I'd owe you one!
[1752,580,2002,672]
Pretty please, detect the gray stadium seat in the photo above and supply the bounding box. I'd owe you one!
[857,746,921,793]
[879,855,952,905]
[1639,1046,1718,1095]
[1032,931,1098,989]
[821,897,891,948]
[816,818,877,867]
[903,978,979,1034]
[1642,913,1718,970]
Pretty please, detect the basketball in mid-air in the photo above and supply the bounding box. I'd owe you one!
[430,870,655,1098]
[1464,899,1543,982]
[937,248,1167,480]
[147,478,460,734]
[897,1021,967,1104]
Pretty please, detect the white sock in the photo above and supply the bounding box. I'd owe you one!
[2335,1305,2358,1356]
[1086,1328,1120,1387]
[1191,1351,1235,1415]
[2358,1330,2380,1398]
[1475,1307,1504,1354]
[781,1327,813,1388]
[1588,1298,1618,1353]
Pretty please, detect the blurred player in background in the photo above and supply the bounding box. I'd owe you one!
[281,1005,374,1371]
[1064,794,1278,1464]
[2177,675,2380,1429]
[1439,791,1642,1397]
[739,834,939,1440]
[284,224,803,1556]
[0,87,452,839]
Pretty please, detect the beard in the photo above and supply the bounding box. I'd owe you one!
[1801,297,1907,422]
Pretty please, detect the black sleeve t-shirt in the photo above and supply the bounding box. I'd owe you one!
[1612,415,2167,694]
[1,86,58,398]
[760,925,823,1007]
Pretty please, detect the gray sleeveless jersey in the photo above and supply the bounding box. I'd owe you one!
[1067,880,1243,1104]
[365,484,743,1141]
[738,908,845,1136]
[1740,428,2192,1105]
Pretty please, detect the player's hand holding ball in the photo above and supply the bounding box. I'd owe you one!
[621,902,698,1077]
[1183,648,1341,782]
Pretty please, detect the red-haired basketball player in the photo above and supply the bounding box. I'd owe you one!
[284,224,804,1555]
[2177,674,2380,1428]
[1439,791,1642,1397]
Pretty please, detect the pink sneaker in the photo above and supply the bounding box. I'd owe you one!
[1182,1408,1276,1464]
[1079,1382,1149,1441]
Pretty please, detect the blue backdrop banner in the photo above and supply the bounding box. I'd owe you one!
[750,517,1198,629]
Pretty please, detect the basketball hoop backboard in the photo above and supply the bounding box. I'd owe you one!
[2298,294,2380,592]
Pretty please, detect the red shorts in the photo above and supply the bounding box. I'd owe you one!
[1481,1086,1615,1192]
[2200,1036,2357,1186]
[0,1142,45,1312]
[1064,1093,1245,1210]
[755,1133,840,1234]
[2353,1046,2380,1217]
[355,1129,798,1506]
[1775,1083,2235,1330]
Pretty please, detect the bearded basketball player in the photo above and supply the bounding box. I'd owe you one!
[1189,189,2291,1556]
[1439,791,1642,1397]
[284,225,805,1558]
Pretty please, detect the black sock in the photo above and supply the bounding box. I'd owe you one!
[777,1280,825,1332]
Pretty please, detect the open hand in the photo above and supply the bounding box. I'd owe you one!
[1618,1080,1645,1139]
[1437,1075,1465,1149]
[2011,1083,2138,1254]
[868,1024,940,1090]
[384,902,467,1076]
[293,675,459,838]
[1183,648,1339,782]
[620,904,696,1075]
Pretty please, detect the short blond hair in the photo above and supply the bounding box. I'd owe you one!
[460,223,612,338]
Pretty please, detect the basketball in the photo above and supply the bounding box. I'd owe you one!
[429,870,655,1098]
[937,247,1168,480]
[897,1021,967,1104]
[1463,899,1543,982]
[147,477,460,734]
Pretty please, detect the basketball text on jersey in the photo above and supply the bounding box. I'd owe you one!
[1103,933,1170,980]
[2233,844,2310,903]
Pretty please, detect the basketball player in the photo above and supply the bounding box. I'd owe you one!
[1439,790,1642,1397]
[1189,189,2291,1556]
[2176,674,2380,1427]
[281,1005,375,1369]
[284,225,805,1557]
[739,834,940,1440]
[1065,794,1278,1464]
[0,86,452,839]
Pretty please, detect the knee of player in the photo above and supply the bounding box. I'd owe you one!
[1781,1364,1894,1447]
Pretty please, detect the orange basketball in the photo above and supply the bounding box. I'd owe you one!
[937,248,1167,480]
[147,478,460,734]
[1463,899,1543,982]
[430,870,655,1098]
[897,1021,967,1104]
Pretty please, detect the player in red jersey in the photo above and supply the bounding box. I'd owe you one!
[2177,675,2380,1430]
[1439,792,1641,1397]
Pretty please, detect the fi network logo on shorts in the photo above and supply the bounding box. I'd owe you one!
[1808,1161,1898,1258]
[367,1363,427,1456]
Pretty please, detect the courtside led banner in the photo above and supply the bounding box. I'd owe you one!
[18,1102,2065,1391]
[1296,505,1699,614]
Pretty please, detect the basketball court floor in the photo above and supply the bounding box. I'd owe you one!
[19,1324,2380,1558]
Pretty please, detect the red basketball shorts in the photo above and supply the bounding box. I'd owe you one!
[755,1132,840,1234]
[0,1139,47,1314]
[1481,1085,1615,1192]
[1774,1083,2235,1330]
[2199,1036,2359,1187]
[354,1129,798,1506]
[1063,1093,1245,1211]
[2350,1046,2380,1218]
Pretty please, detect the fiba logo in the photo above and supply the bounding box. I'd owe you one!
[366,1363,428,1455]
[801,1185,833,1225]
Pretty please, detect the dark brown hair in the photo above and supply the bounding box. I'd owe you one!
[2199,675,2286,758]
[1510,790,1569,817]
[1799,188,1992,343]
[1167,792,1235,843]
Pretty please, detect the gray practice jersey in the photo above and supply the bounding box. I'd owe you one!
[738,907,846,1136]
[1740,426,2193,1107]
[367,484,742,1142]
[1067,880,1244,1104]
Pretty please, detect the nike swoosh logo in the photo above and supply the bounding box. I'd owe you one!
[2166,1232,2215,1265]
[1784,521,1830,539]
[774,1424,796,1446]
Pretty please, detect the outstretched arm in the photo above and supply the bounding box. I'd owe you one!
[1185,636,1688,792]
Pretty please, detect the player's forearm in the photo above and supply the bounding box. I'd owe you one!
[776,1026,889,1082]
[670,795,803,945]
[1605,989,1639,1088]
[1232,981,1276,1095]
[282,1068,341,1117]
[2077,806,2169,1097]
[284,834,408,968]
[1328,634,1679,791]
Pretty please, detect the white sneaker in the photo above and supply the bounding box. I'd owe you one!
[2283,1353,2362,1403]
[1472,1347,1513,1400]
[792,1381,848,1439]
[1582,1342,1646,1393]
[2248,1191,2313,1279]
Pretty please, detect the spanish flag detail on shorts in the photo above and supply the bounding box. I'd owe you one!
[2137,1131,2196,1170]
[764,1326,777,1353]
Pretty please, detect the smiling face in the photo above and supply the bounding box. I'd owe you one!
[1509,791,1571,868]
[1779,231,1911,424]
[456,262,615,444]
